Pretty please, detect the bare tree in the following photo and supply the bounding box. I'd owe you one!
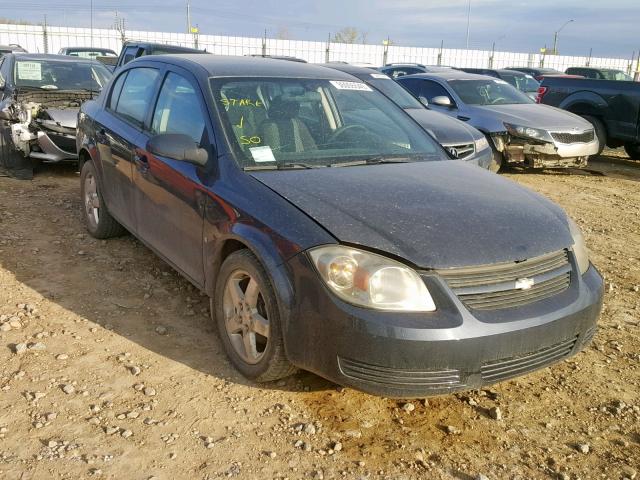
[275,26,291,40]
[332,27,368,44]
[0,17,34,25]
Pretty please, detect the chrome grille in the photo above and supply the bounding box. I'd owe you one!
[550,130,594,144]
[338,357,464,390]
[481,336,578,382]
[438,250,571,310]
[443,143,475,159]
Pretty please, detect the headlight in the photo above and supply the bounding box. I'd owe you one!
[474,136,489,151]
[567,217,590,275]
[309,245,436,312]
[504,123,552,142]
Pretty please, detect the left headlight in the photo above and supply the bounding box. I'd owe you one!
[474,136,489,152]
[567,217,590,275]
[504,122,552,142]
[309,245,436,312]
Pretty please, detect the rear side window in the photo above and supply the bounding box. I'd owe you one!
[108,72,127,110]
[121,46,140,65]
[151,72,206,143]
[384,67,423,78]
[114,67,159,127]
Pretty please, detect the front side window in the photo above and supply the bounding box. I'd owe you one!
[210,77,443,169]
[151,72,206,143]
[114,67,159,126]
[448,79,533,105]
[13,59,112,90]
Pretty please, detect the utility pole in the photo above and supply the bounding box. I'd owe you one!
[187,1,192,34]
[43,14,48,53]
[465,0,471,49]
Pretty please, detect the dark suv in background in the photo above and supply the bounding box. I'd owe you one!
[379,63,452,78]
[457,68,540,100]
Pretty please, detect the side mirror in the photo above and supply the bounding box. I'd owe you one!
[418,95,429,107]
[147,133,208,167]
[431,96,453,107]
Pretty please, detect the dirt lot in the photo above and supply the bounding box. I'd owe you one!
[0,151,639,480]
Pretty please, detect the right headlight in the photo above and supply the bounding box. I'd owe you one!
[567,217,590,275]
[309,245,436,312]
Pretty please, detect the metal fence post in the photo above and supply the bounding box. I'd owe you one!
[382,37,389,65]
[488,42,495,68]
[42,16,49,53]
[325,33,330,63]
[262,29,267,56]
[437,40,443,66]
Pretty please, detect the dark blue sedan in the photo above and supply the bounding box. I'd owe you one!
[76,55,603,397]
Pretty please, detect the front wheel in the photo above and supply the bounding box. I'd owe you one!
[80,161,125,239]
[624,142,640,160]
[213,249,296,382]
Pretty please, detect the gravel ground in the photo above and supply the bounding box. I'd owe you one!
[0,150,638,480]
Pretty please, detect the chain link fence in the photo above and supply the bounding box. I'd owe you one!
[1,23,635,73]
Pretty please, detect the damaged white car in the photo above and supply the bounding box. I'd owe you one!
[0,53,111,179]
[397,71,599,170]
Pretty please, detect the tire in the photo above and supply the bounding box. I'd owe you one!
[581,115,606,155]
[80,161,125,239]
[623,142,640,160]
[213,249,296,382]
[485,134,503,173]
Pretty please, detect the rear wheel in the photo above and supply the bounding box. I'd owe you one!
[624,142,640,160]
[80,161,125,239]
[581,115,606,155]
[213,249,296,382]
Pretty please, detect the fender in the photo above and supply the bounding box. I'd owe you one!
[203,225,299,339]
[559,90,608,116]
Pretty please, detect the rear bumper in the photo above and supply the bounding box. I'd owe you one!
[282,252,603,398]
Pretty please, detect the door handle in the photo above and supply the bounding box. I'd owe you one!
[134,153,149,172]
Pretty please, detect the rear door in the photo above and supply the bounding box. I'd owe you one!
[132,67,211,286]
[94,66,161,231]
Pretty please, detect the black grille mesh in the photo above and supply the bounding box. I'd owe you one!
[551,130,595,144]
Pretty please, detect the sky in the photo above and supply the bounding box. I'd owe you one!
[0,0,638,58]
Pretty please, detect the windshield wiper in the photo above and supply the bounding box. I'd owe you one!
[330,156,411,167]
[243,162,321,171]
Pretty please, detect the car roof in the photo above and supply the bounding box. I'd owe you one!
[137,54,360,80]
[123,41,204,53]
[402,70,497,81]
[319,62,379,77]
[495,69,528,75]
[62,46,116,52]
[11,53,104,64]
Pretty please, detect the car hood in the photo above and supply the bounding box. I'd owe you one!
[468,103,592,131]
[250,161,573,269]
[404,108,482,145]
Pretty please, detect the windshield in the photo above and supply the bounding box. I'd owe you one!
[366,75,424,109]
[499,72,539,92]
[448,79,533,105]
[210,77,443,169]
[601,69,632,81]
[14,59,112,90]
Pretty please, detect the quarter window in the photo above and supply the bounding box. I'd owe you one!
[151,72,206,144]
[108,72,127,110]
[113,67,159,127]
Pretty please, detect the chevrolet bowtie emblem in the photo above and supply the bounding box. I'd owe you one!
[515,278,535,290]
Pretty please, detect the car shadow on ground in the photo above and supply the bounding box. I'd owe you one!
[0,163,336,396]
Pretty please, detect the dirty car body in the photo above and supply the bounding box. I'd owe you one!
[398,71,599,169]
[77,55,603,398]
[0,53,111,179]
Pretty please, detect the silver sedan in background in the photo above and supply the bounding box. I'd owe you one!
[397,70,599,170]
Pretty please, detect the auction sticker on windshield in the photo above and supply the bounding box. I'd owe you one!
[330,81,372,91]
[249,146,276,163]
[17,62,42,81]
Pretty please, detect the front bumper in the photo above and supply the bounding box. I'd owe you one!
[463,145,493,170]
[503,137,599,168]
[282,253,603,398]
